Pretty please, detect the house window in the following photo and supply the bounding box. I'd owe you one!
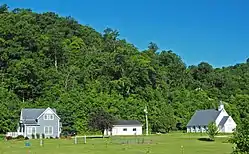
[123,128,127,131]
[27,126,36,135]
[44,114,48,120]
[50,115,54,120]
[133,128,137,131]
[44,114,54,120]
[44,126,53,135]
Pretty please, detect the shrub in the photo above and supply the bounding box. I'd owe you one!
[24,137,29,140]
[5,136,12,140]
[50,136,54,139]
[60,135,67,139]
[36,133,40,139]
[31,134,35,139]
[207,122,219,141]
[16,135,24,140]
[42,133,45,139]
[55,136,59,139]
[0,135,4,140]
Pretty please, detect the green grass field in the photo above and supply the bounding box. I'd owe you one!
[0,133,233,154]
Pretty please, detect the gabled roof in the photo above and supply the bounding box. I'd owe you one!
[114,120,142,126]
[21,108,57,124]
[21,109,47,120]
[187,109,221,127]
[218,116,229,127]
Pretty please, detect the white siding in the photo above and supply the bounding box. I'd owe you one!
[200,126,206,132]
[105,125,142,136]
[187,127,191,133]
[223,117,236,133]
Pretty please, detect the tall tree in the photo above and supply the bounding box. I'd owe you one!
[88,108,116,135]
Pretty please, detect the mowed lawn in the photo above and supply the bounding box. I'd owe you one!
[0,133,233,154]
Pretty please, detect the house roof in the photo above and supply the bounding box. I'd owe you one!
[114,120,142,126]
[187,109,221,127]
[218,116,229,127]
[21,108,57,124]
[21,109,46,120]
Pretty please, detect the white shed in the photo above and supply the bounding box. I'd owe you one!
[104,120,143,136]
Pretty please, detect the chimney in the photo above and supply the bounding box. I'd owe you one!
[218,101,224,111]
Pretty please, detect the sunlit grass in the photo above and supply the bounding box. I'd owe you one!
[0,133,233,154]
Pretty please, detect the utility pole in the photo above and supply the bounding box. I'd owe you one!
[144,106,148,135]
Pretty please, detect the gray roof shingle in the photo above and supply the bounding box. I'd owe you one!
[21,109,45,120]
[218,116,229,127]
[115,120,142,126]
[21,108,57,124]
[187,109,221,127]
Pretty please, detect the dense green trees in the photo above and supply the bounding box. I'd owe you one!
[230,119,249,153]
[0,4,249,134]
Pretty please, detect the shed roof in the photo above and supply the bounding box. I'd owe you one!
[115,120,142,126]
[187,109,221,127]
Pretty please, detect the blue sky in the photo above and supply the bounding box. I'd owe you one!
[1,0,249,67]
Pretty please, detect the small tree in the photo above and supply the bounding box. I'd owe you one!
[88,108,116,135]
[0,4,8,14]
[207,122,219,141]
[230,119,249,153]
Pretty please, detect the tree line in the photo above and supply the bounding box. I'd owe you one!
[0,4,249,135]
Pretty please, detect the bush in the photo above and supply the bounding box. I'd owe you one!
[207,122,219,141]
[36,133,40,139]
[55,136,59,139]
[5,136,13,140]
[60,135,67,139]
[50,136,54,139]
[24,137,29,140]
[0,135,4,140]
[16,135,24,140]
[31,134,35,139]
[42,133,45,139]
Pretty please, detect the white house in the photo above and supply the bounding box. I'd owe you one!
[186,101,236,133]
[104,120,143,136]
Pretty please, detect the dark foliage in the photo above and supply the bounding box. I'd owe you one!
[31,134,35,139]
[5,136,13,140]
[36,133,40,139]
[88,108,116,134]
[16,135,24,139]
[42,134,45,139]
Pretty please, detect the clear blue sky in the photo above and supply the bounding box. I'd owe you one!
[1,0,249,67]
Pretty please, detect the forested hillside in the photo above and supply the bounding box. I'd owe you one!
[0,4,249,134]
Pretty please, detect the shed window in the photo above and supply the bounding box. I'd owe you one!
[133,128,137,131]
[123,128,127,131]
